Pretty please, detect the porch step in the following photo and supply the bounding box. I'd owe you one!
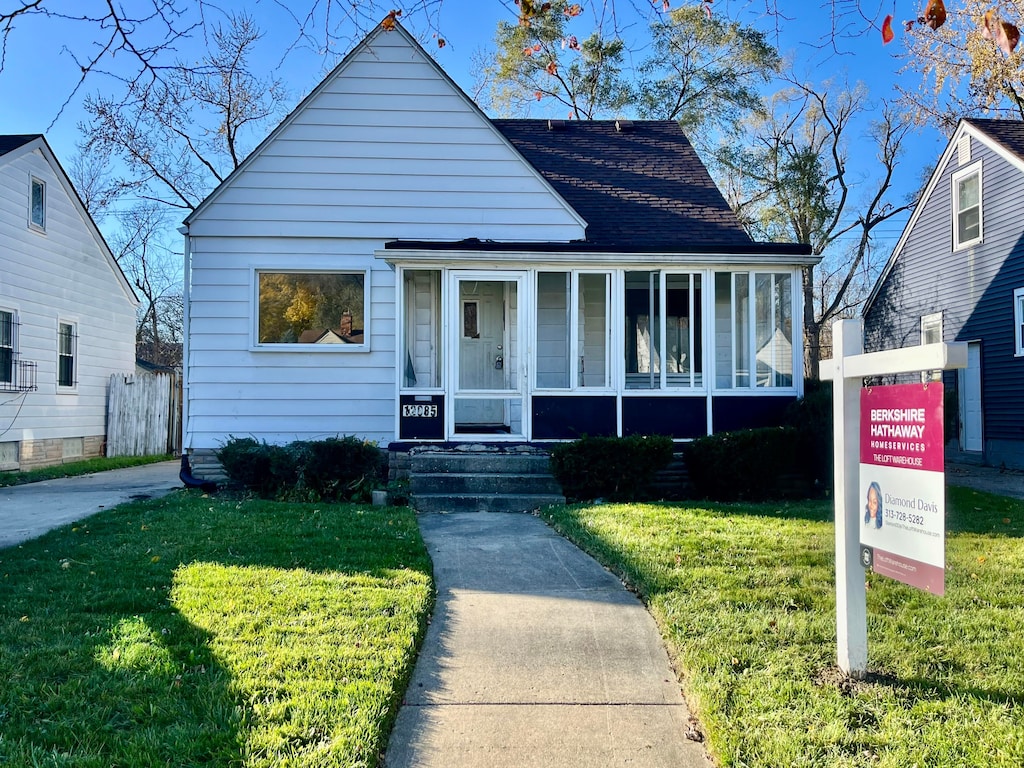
[407,446,566,513]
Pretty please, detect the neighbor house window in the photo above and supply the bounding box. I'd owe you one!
[624,271,701,389]
[953,163,982,249]
[57,322,76,387]
[30,177,45,230]
[715,271,794,389]
[0,310,14,385]
[256,271,366,347]
[1015,287,1024,357]
[921,311,943,381]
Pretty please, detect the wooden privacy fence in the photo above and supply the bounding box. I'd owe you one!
[107,372,182,457]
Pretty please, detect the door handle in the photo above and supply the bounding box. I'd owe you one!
[494,355,504,370]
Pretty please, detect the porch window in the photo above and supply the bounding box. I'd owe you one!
[402,270,441,388]
[256,271,366,347]
[715,271,794,389]
[535,272,610,389]
[625,271,702,389]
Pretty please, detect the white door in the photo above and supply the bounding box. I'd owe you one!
[452,275,525,436]
[959,341,983,452]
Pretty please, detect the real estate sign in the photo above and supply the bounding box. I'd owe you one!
[859,383,946,595]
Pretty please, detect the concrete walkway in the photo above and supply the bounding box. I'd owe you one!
[0,460,181,549]
[946,462,1024,500]
[385,512,710,768]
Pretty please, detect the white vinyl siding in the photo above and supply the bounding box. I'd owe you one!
[184,28,585,450]
[0,144,136,445]
[188,31,584,243]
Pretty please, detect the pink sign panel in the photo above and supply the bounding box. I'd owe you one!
[860,382,945,471]
[859,383,946,595]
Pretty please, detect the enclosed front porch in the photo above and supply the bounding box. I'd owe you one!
[383,248,811,443]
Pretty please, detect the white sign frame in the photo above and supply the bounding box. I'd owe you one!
[820,318,966,678]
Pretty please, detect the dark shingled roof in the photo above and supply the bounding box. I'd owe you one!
[964,118,1024,160]
[491,119,762,252]
[0,134,41,157]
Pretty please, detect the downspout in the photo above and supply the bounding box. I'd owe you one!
[178,226,191,454]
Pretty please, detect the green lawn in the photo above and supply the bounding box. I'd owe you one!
[542,486,1024,768]
[0,492,433,767]
[0,454,172,487]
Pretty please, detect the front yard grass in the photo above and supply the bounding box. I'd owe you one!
[0,492,432,767]
[0,454,172,487]
[542,486,1024,768]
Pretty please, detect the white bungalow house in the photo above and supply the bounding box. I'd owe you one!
[0,135,138,471]
[181,22,816,471]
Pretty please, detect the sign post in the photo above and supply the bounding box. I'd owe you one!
[821,318,966,678]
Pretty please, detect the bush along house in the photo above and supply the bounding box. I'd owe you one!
[180,21,816,504]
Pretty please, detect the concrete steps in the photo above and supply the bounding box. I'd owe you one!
[408,447,565,513]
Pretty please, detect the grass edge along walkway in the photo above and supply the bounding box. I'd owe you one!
[0,492,433,768]
[542,486,1024,768]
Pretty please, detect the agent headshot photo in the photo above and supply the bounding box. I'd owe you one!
[864,481,883,528]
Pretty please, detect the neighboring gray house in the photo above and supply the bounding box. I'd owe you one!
[863,118,1024,470]
[181,22,815,465]
[0,135,138,471]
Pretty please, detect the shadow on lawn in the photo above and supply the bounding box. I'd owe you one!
[820,666,1024,710]
[672,484,1024,538]
[0,491,429,765]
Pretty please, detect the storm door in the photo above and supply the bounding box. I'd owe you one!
[451,274,525,437]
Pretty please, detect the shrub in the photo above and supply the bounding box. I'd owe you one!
[549,434,674,502]
[785,379,833,491]
[216,436,384,502]
[683,426,815,502]
[289,437,385,503]
[216,437,296,499]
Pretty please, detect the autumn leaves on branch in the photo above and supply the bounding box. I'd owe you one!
[882,0,1020,55]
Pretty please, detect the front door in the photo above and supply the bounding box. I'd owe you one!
[959,341,983,452]
[452,274,525,437]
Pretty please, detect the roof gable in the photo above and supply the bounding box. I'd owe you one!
[0,134,138,305]
[864,118,1024,315]
[186,22,584,236]
[493,120,754,250]
[0,134,42,158]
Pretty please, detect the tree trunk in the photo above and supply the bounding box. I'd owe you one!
[803,265,820,381]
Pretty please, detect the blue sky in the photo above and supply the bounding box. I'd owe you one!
[0,0,947,248]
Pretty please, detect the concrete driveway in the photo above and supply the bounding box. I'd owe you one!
[0,460,182,549]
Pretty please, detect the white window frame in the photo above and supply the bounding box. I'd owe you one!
[714,269,799,392]
[57,320,77,390]
[0,308,15,386]
[921,311,943,382]
[622,270,705,392]
[952,162,982,250]
[251,269,371,352]
[29,176,46,231]
[1014,287,1024,357]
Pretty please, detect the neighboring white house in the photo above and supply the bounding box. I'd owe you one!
[181,22,816,464]
[0,135,138,471]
